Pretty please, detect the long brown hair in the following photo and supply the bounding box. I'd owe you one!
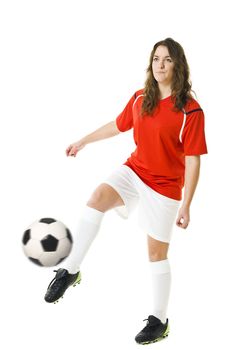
[141,38,194,115]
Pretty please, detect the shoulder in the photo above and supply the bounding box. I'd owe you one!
[131,89,144,109]
[133,88,144,99]
[184,97,203,114]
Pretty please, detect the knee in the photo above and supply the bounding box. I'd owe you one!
[149,252,168,262]
[148,245,168,262]
[148,236,169,262]
[86,188,107,212]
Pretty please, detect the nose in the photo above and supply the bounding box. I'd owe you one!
[159,60,165,68]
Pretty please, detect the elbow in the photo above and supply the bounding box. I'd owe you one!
[113,120,121,135]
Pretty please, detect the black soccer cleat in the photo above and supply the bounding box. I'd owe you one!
[135,315,169,345]
[44,268,81,303]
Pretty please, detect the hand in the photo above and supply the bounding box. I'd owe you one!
[176,205,190,229]
[65,139,86,157]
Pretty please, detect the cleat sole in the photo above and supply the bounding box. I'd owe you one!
[73,272,81,287]
[138,335,169,345]
[136,325,169,345]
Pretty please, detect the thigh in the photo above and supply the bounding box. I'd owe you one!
[102,165,140,218]
[87,183,125,212]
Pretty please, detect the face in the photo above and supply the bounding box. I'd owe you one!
[152,45,174,86]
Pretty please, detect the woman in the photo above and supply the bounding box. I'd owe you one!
[44,37,208,345]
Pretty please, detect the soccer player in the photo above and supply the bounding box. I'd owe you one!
[44,37,208,345]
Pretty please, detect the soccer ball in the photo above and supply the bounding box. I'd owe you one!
[22,218,73,267]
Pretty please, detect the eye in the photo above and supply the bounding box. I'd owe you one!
[153,57,159,61]
[166,58,172,63]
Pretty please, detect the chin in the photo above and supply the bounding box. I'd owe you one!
[156,78,166,84]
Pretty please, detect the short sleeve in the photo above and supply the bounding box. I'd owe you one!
[182,109,208,156]
[116,93,136,132]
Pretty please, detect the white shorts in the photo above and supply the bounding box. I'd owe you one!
[103,165,181,243]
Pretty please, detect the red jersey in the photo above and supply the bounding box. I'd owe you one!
[116,89,208,200]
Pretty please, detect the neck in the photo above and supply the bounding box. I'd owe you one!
[158,84,172,100]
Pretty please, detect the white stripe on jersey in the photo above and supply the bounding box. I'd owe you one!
[132,94,144,110]
[179,109,187,143]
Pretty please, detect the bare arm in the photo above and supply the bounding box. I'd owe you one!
[83,120,120,144]
[176,155,201,229]
[66,120,120,157]
[182,155,201,207]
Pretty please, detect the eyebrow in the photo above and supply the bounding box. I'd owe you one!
[153,55,172,59]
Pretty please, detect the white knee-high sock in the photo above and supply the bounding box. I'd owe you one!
[63,206,104,274]
[149,259,171,324]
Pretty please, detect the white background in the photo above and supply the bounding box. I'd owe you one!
[0,0,241,349]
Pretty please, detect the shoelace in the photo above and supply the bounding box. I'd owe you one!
[47,270,62,289]
[141,318,152,331]
[142,317,161,330]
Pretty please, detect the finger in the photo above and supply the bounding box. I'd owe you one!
[176,217,188,229]
[72,147,78,156]
[66,146,72,156]
[181,219,189,229]
[70,150,78,157]
[176,216,183,225]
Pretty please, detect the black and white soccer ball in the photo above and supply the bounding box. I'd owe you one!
[22,218,73,267]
